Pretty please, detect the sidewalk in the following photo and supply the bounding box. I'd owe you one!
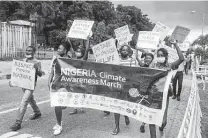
[0,60,52,80]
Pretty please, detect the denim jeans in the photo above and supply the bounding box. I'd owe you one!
[16,89,40,123]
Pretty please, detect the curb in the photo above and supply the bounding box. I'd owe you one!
[0,74,11,80]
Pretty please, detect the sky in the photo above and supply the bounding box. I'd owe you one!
[112,1,208,43]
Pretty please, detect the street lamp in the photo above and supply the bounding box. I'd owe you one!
[191,10,207,36]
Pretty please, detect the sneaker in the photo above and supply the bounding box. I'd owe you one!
[172,96,176,99]
[10,121,21,131]
[177,96,180,101]
[29,113,41,120]
[53,124,62,136]
[53,121,63,130]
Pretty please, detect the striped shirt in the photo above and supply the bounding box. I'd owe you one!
[119,57,137,67]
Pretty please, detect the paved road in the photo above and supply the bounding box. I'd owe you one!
[0,73,192,138]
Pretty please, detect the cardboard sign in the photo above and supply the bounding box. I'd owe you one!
[114,25,131,45]
[50,58,172,126]
[137,31,160,49]
[11,60,36,90]
[67,20,94,40]
[159,44,179,63]
[152,22,170,41]
[92,38,120,65]
[170,26,190,43]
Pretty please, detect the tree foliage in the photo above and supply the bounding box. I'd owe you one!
[0,1,155,48]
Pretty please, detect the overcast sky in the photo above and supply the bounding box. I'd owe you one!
[112,1,208,42]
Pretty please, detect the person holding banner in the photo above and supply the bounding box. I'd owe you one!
[148,39,184,137]
[112,44,136,135]
[68,38,90,115]
[49,38,90,135]
[49,41,72,135]
[9,46,44,131]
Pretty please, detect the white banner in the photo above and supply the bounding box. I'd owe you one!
[92,38,120,65]
[152,21,170,41]
[11,60,36,90]
[114,25,131,45]
[67,20,94,40]
[137,31,160,49]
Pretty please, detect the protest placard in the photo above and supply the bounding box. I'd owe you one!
[152,21,170,41]
[67,20,94,40]
[92,38,120,65]
[114,25,131,45]
[11,60,36,90]
[50,58,172,126]
[159,44,179,63]
[170,25,190,43]
[137,31,160,49]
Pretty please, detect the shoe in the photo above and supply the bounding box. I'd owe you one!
[140,125,145,133]
[125,117,130,126]
[177,96,180,101]
[53,124,62,136]
[10,121,21,131]
[159,126,164,132]
[112,127,120,135]
[53,121,63,130]
[69,109,77,115]
[172,96,176,99]
[29,113,41,120]
[104,111,110,117]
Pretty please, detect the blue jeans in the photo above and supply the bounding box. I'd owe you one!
[16,89,40,123]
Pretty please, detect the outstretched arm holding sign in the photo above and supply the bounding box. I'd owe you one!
[169,39,185,69]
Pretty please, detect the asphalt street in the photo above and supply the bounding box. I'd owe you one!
[0,74,192,138]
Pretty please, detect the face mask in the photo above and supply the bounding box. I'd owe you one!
[157,57,165,63]
[25,54,32,58]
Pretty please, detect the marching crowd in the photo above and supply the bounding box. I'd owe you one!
[7,26,194,138]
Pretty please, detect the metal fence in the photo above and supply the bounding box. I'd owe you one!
[0,22,35,59]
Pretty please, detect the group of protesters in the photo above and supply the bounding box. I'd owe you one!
[8,22,188,138]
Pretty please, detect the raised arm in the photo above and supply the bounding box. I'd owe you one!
[82,38,90,61]
[136,49,145,67]
[170,41,184,69]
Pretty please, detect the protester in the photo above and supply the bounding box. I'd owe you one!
[68,38,90,115]
[49,37,90,135]
[135,50,155,133]
[184,53,192,74]
[112,44,136,135]
[48,41,71,135]
[9,46,45,131]
[147,39,184,138]
[172,60,185,101]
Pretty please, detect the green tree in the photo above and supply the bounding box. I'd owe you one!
[192,34,208,50]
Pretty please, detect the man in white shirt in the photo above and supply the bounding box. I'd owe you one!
[172,61,184,101]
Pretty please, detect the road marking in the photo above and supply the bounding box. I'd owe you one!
[0,132,18,138]
[0,132,42,138]
[10,134,33,138]
[0,100,50,115]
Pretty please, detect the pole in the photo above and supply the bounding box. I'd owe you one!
[202,12,205,36]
